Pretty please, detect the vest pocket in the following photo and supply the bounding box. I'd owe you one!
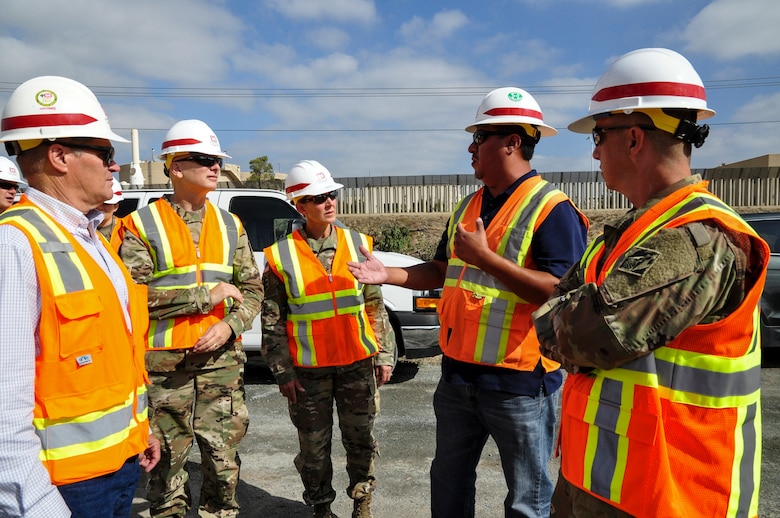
[54,290,104,358]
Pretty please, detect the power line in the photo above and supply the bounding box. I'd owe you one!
[1,78,778,99]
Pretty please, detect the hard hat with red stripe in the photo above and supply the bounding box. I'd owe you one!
[0,156,25,185]
[568,48,716,138]
[105,178,124,204]
[157,119,230,159]
[0,76,129,155]
[285,160,343,201]
[465,87,557,139]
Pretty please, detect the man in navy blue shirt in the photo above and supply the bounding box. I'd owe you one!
[348,87,588,517]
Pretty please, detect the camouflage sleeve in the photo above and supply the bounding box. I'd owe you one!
[534,222,745,371]
[119,227,212,319]
[364,283,396,367]
[222,226,264,338]
[260,267,297,385]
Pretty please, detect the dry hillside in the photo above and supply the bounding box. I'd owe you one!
[340,206,778,261]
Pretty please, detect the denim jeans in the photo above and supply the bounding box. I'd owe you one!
[57,456,139,518]
[430,379,559,518]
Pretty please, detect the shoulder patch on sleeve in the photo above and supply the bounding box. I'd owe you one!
[601,228,698,304]
[617,247,660,277]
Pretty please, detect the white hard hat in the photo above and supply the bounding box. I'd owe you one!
[568,48,716,134]
[285,160,343,201]
[0,76,129,155]
[0,156,25,185]
[465,87,557,137]
[105,178,124,204]
[157,119,230,159]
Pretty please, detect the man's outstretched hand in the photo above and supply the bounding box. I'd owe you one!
[347,246,388,285]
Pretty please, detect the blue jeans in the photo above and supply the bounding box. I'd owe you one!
[430,379,559,518]
[57,456,139,518]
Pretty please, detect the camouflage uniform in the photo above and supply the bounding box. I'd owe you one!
[120,195,263,518]
[261,225,395,509]
[533,175,761,516]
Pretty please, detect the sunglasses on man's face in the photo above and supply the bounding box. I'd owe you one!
[299,191,338,205]
[62,142,115,167]
[0,180,19,190]
[174,155,224,168]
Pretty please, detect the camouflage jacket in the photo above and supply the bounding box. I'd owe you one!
[533,175,759,373]
[261,225,395,386]
[119,195,264,372]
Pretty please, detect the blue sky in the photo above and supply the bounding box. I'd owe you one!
[1,0,779,179]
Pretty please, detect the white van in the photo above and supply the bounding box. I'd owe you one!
[115,188,440,358]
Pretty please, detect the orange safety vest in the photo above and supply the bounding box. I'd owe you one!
[438,175,586,371]
[0,197,150,485]
[561,182,767,518]
[123,199,241,349]
[264,227,380,367]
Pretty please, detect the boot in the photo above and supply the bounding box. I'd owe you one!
[352,493,372,518]
[313,503,337,518]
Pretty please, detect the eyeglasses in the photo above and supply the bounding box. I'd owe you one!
[174,155,224,168]
[472,129,514,147]
[299,191,338,205]
[0,180,19,190]
[62,143,115,166]
[591,125,656,147]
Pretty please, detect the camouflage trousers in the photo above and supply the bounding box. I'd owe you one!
[146,364,249,518]
[289,357,379,506]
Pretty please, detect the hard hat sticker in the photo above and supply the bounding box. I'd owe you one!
[507,91,523,102]
[35,89,58,107]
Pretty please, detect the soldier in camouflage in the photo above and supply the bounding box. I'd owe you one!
[119,120,263,518]
[262,160,394,518]
[532,49,767,518]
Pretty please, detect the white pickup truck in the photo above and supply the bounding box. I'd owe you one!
[115,188,441,359]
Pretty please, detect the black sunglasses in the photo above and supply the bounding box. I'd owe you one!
[300,190,338,205]
[62,142,115,166]
[591,125,655,147]
[0,180,19,190]
[174,155,224,168]
[472,129,514,146]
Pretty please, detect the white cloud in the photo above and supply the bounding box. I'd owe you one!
[682,0,780,59]
[307,27,352,51]
[399,10,468,47]
[265,0,378,23]
[0,0,245,86]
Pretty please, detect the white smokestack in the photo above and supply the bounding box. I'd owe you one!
[129,128,144,187]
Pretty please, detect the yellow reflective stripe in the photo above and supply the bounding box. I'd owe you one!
[1,207,93,294]
[211,205,231,261]
[149,318,175,349]
[495,180,547,256]
[34,387,146,461]
[582,376,603,491]
[579,236,604,269]
[291,319,316,366]
[609,383,634,503]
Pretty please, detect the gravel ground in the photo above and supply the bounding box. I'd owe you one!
[130,335,780,517]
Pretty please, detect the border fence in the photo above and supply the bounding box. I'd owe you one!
[331,166,780,214]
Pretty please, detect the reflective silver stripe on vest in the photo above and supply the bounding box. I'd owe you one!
[589,377,623,500]
[445,182,560,287]
[274,235,302,298]
[133,204,173,272]
[618,347,760,400]
[738,402,759,513]
[479,297,511,363]
[133,203,237,285]
[0,208,88,293]
[288,293,365,317]
[275,228,366,300]
[292,320,315,365]
[34,392,147,450]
